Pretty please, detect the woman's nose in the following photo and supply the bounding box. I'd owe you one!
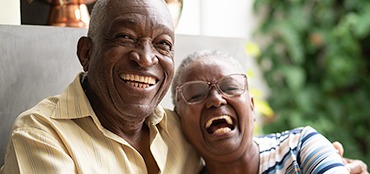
[205,87,227,108]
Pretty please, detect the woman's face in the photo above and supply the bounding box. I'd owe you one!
[175,57,255,162]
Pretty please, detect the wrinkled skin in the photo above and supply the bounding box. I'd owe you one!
[77,0,174,133]
[175,57,259,174]
[175,56,368,174]
[76,0,174,173]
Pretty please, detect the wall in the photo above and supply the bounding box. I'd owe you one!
[176,0,256,39]
[0,25,86,166]
[0,0,21,25]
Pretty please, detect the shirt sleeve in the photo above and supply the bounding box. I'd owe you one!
[297,126,349,174]
[1,127,76,174]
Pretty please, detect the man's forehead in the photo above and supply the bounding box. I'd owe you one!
[106,0,174,29]
[107,0,171,18]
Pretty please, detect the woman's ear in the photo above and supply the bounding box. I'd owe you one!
[250,96,255,111]
[77,36,93,72]
[249,96,256,121]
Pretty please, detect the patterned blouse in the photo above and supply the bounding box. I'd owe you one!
[200,126,347,174]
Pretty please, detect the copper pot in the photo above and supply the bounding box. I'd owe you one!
[46,0,95,28]
[45,0,183,28]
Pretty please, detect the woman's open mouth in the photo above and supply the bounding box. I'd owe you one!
[205,115,235,135]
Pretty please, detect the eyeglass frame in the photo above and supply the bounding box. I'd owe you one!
[175,73,248,105]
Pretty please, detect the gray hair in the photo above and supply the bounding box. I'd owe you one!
[171,50,244,106]
[88,0,110,38]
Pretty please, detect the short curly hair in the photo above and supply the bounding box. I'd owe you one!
[87,0,110,39]
[171,50,244,106]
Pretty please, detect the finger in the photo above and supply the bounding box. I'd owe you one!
[346,160,368,174]
[332,141,344,157]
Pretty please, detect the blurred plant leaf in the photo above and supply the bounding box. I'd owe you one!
[253,0,370,163]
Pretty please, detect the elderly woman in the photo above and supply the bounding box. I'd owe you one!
[171,50,363,174]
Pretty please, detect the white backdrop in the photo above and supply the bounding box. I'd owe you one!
[176,0,256,39]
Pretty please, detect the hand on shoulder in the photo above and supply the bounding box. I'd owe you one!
[332,141,369,174]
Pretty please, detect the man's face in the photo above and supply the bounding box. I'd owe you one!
[83,0,175,119]
[175,57,255,163]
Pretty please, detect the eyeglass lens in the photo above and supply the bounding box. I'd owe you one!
[180,74,246,104]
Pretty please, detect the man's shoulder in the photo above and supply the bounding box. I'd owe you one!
[161,108,184,137]
[14,95,61,128]
[163,108,177,117]
[163,108,180,123]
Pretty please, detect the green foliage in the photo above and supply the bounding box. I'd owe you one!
[253,0,370,163]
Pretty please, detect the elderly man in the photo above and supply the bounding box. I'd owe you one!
[0,0,202,173]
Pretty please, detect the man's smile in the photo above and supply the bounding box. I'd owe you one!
[120,74,158,88]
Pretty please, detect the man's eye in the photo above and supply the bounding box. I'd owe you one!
[155,40,172,51]
[113,34,136,45]
[160,40,172,47]
[116,34,135,41]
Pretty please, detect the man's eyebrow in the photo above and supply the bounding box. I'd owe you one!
[156,23,175,36]
[108,15,174,37]
[110,16,139,28]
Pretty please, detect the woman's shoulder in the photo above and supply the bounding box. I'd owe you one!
[255,127,305,143]
[255,126,324,150]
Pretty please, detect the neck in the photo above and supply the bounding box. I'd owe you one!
[205,141,260,174]
[82,75,148,142]
[81,74,159,173]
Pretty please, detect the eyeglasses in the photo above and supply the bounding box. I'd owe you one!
[176,74,248,105]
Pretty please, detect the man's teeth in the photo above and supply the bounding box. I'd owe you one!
[126,81,150,88]
[205,115,233,129]
[122,74,156,84]
[121,74,156,88]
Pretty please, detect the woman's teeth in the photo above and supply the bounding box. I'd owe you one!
[205,115,233,129]
[205,115,234,134]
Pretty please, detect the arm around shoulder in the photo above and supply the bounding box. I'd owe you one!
[298,126,349,174]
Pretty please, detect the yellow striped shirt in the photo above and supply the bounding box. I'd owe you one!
[0,73,202,174]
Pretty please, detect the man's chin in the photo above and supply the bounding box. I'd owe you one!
[121,103,157,118]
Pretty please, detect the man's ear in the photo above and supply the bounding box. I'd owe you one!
[77,36,92,72]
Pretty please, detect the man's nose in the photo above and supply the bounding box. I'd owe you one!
[129,40,158,68]
[205,87,227,108]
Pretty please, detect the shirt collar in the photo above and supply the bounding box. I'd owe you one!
[146,106,169,134]
[52,72,93,119]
